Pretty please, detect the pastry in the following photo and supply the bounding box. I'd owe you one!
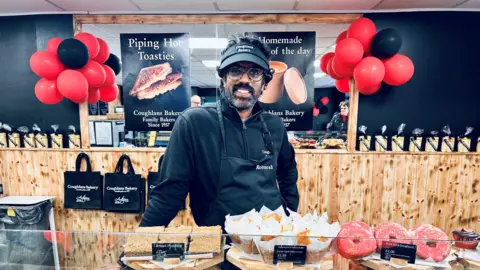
[123,226,165,257]
[189,226,222,254]
[453,229,480,249]
[160,226,192,248]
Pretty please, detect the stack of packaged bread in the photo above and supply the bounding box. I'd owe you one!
[225,207,341,265]
[123,225,223,259]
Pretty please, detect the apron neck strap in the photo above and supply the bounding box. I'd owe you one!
[259,115,275,157]
[216,100,275,157]
[216,101,227,157]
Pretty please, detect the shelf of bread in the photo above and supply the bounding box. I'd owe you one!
[121,225,224,270]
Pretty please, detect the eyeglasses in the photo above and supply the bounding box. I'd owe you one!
[227,66,264,82]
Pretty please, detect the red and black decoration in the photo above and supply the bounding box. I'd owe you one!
[313,96,329,117]
[320,17,415,95]
[29,32,122,105]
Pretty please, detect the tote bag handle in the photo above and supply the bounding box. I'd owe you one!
[75,152,92,172]
[114,154,135,175]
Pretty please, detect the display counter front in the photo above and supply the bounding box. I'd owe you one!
[1,222,480,269]
[0,148,479,237]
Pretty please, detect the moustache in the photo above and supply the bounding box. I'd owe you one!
[232,83,254,93]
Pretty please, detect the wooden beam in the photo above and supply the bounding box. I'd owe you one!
[73,20,91,148]
[73,13,361,25]
[347,78,358,151]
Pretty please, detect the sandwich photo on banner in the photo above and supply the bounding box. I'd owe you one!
[246,31,315,131]
[120,33,191,131]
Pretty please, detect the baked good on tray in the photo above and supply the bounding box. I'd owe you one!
[453,228,480,249]
[225,207,340,265]
[189,226,223,254]
[161,225,192,248]
[123,226,165,257]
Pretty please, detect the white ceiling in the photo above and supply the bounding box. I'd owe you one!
[3,0,480,88]
[1,0,480,14]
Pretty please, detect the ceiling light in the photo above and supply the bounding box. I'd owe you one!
[202,60,220,68]
[190,38,228,49]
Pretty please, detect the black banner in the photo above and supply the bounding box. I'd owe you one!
[120,33,191,131]
[247,32,315,131]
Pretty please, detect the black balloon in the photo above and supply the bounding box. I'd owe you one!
[57,38,89,69]
[370,28,403,59]
[104,53,121,75]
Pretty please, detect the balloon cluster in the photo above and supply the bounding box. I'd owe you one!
[29,32,122,105]
[320,18,415,95]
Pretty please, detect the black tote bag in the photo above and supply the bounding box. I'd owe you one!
[64,152,103,209]
[146,155,185,209]
[103,154,145,213]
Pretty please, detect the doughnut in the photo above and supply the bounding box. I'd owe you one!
[374,222,411,249]
[337,221,376,259]
[412,224,451,262]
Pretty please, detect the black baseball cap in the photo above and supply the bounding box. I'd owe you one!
[218,41,270,71]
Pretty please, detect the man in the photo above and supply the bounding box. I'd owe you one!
[327,100,349,134]
[140,35,299,228]
[190,95,201,107]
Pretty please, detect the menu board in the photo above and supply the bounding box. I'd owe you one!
[120,33,191,131]
[247,32,315,131]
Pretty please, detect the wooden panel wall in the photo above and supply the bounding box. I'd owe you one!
[1,149,479,267]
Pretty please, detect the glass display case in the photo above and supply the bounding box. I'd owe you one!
[1,228,479,269]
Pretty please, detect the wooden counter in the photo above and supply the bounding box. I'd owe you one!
[0,148,478,234]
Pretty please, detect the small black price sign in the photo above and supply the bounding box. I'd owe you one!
[152,243,185,262]
[273,245,307,265]
[380,241,417,264]
[0,184,3,195]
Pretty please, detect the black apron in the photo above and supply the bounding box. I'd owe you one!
[202,102,284,226]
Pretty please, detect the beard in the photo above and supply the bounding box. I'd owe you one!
[224,82,261,111]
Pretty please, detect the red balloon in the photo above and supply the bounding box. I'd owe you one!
[74,32,100,59]
[383,54,414,86]
[354,57,385,89]
[47,37,62,54]
[313,107,319,117]
[88,88,100,104]
[29,51,65,80]
[332,57,354,78]
[320,52,335,73]
[34,78,63,104]
[335,38,364,67]
[57,70,88,101]
[99,84,118,102]
[358,83,381,95]
[327,58,345,80]
[102,64,116,87]
[71,95,88,104]
[320,96,329,106]
[80,60,106,87]
[347,17,377,53]
[94,38,110,64]
[336,31,347,44]
[335,78,351,93]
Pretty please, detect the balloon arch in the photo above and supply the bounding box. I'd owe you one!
[29,32,122,105]
[320,17,415,95]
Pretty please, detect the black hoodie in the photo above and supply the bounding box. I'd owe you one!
[140,97,299,227]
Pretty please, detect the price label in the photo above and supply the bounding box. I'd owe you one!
[273,245,306,265]
[0,184,3,195]
[380,241,417,264]
[152,243,185,262]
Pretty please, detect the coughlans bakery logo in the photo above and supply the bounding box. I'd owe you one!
[107,186,138,193]
[114,196,129,205]
[76,195,90,203]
